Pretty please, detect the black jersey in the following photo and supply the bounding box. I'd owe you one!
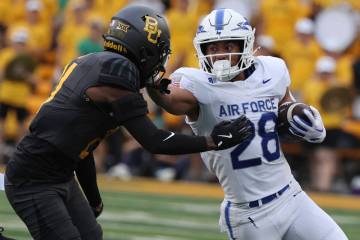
[30,51,143,160]
[7,51,145,182]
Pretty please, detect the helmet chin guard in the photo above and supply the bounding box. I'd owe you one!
[194,9,255,81]
[212,59,239,81]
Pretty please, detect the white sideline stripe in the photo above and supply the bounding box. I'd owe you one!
[100,211,217,230]
[131,236,185,240]
[103,195,218,214]
[1,220,28,229]
[103,222,205,240]
[105,231,186,240]
[169,203,218,214]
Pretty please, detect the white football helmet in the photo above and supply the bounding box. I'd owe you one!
[194,8,255,81]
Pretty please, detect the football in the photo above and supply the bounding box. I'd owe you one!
[277,102,313,140]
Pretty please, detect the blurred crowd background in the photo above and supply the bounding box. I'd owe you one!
[0,0,360,195]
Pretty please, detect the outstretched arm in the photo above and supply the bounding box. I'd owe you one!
[122,114,216,154]
[146,82,199,120]
[122,113,252,154]
[86,85,252,154]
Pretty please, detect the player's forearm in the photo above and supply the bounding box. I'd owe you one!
[145,131,215,154]
[146,87,182,115]
[147,86,198,115]
[123,114,217,154]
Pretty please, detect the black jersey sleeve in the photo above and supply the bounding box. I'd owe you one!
[110,93,149,123]
[122,114,209,154]
[98,56,140,92]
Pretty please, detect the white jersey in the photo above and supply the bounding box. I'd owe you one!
[171,56,294,203]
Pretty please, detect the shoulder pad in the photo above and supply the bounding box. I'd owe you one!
[170,67,208,82]
[98,53,140,92]
[256,56,291,93]
[257,56,287,74]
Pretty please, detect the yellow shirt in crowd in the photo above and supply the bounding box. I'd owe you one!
[283,38,323,94]
[166,6,199,69]
[8,22,51,53]
[314,0,360,10]
[302,77,351,129]
[260,0,310,53]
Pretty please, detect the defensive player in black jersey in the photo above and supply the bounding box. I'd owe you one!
[4,6,252,240]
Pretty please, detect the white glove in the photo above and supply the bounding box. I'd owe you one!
[289,106,326,143]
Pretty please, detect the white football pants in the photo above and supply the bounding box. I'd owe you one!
[219,181,348,240]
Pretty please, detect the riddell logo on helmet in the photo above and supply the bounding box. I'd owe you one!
[104,40,128,54]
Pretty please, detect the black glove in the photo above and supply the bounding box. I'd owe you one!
[155,78,171,94]
[211,115,252,150]
[91,201,104,218]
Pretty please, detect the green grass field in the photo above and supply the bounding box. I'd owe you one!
[1,189,360,240]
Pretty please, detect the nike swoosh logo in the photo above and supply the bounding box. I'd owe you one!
[262,78,271,84]
[163,132,175,141]
[218,133,232,138]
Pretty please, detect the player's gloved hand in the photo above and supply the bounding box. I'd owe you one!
[211,115,252,150]
[289,106,326,143]
[153,78,171,94]
[91,201,104,218]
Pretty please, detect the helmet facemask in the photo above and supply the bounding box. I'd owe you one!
[193,9,256,82]
[144,41,171,88]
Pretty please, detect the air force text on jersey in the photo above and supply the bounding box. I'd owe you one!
[219,97,277,117]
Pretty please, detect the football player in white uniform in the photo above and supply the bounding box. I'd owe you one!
[147,8,348,240]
